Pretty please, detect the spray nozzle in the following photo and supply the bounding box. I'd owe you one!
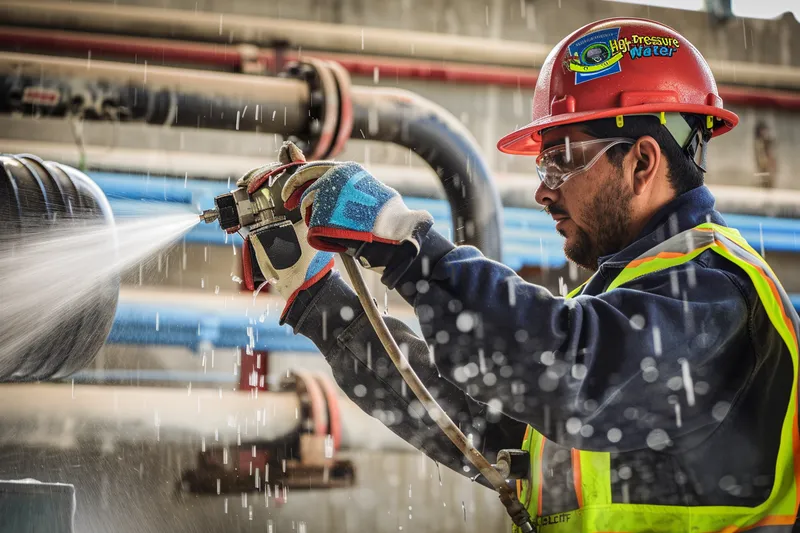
[199,208,219,224]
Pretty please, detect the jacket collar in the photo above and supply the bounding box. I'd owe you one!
[597,185,725,270]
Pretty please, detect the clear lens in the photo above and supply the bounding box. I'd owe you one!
[536,138,635,189]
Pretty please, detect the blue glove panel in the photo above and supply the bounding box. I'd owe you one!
[302,163,396,234]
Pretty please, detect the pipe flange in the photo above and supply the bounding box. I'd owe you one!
[279,58,339,161]
[313,373,342,451]
[280,370,327,437]
[326,60,354,159]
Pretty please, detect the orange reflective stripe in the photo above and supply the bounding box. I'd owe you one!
[625,251,690,269]
[572,448,584,507]
[623,226,716,271]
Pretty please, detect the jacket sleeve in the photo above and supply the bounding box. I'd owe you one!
[389,231,753,453]
[283,271,527,487]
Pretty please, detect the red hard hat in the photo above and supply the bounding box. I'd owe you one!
[497,18,739,155]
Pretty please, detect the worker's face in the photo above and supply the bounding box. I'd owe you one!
[534,125,634,271]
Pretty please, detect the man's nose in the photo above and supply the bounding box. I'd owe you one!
[535,180,559,208]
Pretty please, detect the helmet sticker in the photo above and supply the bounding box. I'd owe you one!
[566,28,680,85]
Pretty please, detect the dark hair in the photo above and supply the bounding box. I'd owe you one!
[580,115,706,195]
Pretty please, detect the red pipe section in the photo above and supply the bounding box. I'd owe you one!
[0,26,243,68]
[2,26,799,111]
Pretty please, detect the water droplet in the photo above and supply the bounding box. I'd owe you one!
[666,376,683,391]
[646,429,671,451]
[719,475,738,492]
[679,358,696,406]
[571,363,587,380]
[340,306,354,321]
[566,417,582,435]
[642,367,659,383]
[694,381,710,395]
[712,401,731,421]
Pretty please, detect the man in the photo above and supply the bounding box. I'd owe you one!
[248,18,800,532]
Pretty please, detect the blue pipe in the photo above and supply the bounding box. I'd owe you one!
[93,171,800,270]
[110,301,317,352]
[112,292,800,354]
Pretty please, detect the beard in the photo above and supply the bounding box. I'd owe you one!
[561,178,634,271]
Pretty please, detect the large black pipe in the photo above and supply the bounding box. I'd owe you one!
[350,87,502,259]
[0,52,502,260]
[0,74,307,133]
[0,154,119,381]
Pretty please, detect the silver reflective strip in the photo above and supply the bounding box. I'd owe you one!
[712,231,800,340]
[629,227,716,263]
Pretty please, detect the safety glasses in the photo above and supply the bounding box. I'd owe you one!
[536,137,635,190]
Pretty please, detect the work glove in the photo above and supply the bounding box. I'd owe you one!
[237,142,335,320]
[281,161,434,288]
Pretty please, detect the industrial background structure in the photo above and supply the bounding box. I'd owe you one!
[0,0,799,531]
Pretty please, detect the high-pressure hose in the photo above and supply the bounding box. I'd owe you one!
[340,255,535,532]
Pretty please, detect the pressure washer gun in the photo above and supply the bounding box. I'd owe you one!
[199,142,536,532]
[199,142,307,290]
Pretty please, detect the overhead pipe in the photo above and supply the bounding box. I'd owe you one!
[0,1,549,70]
[0,51,310,132]
[0,52,503,258]
[1,1,800,90]
[1,27,798,112]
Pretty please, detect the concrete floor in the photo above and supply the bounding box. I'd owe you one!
[0,443,509,533]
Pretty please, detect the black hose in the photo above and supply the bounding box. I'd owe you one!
[0,73,308,132]
[350,87,503,261]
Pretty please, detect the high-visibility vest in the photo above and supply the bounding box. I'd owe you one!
[513,223,800,532]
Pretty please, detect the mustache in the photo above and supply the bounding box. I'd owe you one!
[544,204,569,217]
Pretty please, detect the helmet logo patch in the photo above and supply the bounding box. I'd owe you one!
[567,28,680,84]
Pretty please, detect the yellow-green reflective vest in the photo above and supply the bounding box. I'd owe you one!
[513,223,800,533]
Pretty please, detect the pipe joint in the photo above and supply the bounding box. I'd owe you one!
[278,57,353,160]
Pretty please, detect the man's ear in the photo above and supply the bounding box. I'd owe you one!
[630,136,661,196]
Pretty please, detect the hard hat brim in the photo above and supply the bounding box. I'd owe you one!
[496,104,739,156]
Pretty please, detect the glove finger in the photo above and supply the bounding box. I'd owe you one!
[300,189,318,226]
[279,141,307,165]
[236,163,279,188]
[282,162,336,208]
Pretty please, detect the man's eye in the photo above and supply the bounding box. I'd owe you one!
[551,152,568,167]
